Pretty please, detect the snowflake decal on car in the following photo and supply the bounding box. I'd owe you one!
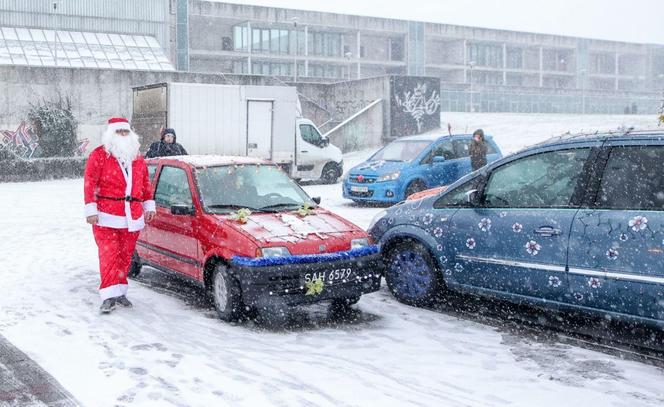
[619,233,628,242]
[499,211,508,218]
[525,240,541,256]
[573,292,584,301]
[548,276,562,288]
[466,238,476,250]
[478,218,492,232]
[587,277,602,289]
[512,223,523,233]
[439,255,448,264]
[422,213,434,225]
[606,248,619,261]
[445,269,453,276]
[628,216,648,232]
[433,227,443,238]
[436,244,443,251]
[454,263,464,272]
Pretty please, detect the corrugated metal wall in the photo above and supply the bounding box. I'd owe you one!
[0,0,170,48]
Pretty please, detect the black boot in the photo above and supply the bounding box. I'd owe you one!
[100,298,116,314]
[116,295,133,308]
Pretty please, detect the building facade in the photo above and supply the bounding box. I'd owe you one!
[185,0,664,114]
[0,0,663,114]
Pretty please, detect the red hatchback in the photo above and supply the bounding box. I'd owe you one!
[131,156,381,321]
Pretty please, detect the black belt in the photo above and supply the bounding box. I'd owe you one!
[96,195,144,202]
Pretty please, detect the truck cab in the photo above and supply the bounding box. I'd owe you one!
[293,118,343,184]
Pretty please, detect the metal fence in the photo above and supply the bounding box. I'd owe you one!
[442,89,661,115]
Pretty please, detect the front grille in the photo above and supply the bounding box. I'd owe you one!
[348,174,377,184]
[349,190,374,198]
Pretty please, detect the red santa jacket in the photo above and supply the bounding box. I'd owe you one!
[84,146,155,231]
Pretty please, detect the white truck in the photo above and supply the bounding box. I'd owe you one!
[132,82,343,183]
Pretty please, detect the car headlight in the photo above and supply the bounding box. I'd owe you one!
[367,209,387,231]
[350,238,370,249]
[260,247,291,258]
[376,172,400,182]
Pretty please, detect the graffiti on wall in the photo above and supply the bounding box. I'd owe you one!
[0,122,89,160]
[0,123,40,160]
[391,76,441,138]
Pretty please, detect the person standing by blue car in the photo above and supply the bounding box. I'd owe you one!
[469,129,488,171]
[343,132,502,204]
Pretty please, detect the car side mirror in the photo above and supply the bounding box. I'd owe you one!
[312,196,321,205]
[320,138,330,147]
[433,156,446,164]
[465,189,479,206]
[171,204,195,215]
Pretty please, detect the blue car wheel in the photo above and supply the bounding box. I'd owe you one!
[384,240,442,306]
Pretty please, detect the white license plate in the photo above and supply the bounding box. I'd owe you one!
[303,268,354,285]
[350,186,369,193]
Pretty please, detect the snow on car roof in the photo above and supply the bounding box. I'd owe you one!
[156,155,271,167]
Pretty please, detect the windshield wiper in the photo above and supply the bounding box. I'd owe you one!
[259,202,306,211]
[206,204,261,212]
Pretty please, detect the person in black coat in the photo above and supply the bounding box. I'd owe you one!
[469,129,488,171]
[145,128,188,158]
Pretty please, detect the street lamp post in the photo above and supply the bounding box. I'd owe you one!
[468,60,475,112]
[580,68,587,114]
[291,17,298,82]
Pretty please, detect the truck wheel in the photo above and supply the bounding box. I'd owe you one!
[128,251,142,278]
[384,240,442,306]
[405,180,426,199]
[321,162,341,184]
[211,264,244,322]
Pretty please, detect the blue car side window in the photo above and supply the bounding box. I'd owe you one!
[483,149,590,208]
[596,146,664,211]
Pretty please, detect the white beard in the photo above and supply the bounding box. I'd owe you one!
[102,129,140,167]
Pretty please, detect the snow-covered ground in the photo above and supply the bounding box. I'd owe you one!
[1,113,664,407]
[443,112,660,154]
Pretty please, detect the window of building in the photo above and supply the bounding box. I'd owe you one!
[390,37,404,62]
[467,43,503,68]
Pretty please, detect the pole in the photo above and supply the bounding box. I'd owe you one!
[581,69,586,114]
[468,62,475,113]
[292,17,299,82]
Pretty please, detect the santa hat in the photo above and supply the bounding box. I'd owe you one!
[107,117,131,133]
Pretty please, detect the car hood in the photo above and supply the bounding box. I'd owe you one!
[217,209,360,245]
[349,160,408,177]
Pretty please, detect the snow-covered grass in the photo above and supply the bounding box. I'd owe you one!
[442,112,659,155]
[1,113,664,407]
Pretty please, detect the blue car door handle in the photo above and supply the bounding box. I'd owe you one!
[534,226,562,237]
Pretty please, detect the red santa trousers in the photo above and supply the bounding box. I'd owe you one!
[93,225,139,300]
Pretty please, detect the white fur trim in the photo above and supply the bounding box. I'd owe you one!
[107,121,131,133]
[85,203,98,217]
[143,200,156,212]
[99,284,127,300]
[98,211,129,228]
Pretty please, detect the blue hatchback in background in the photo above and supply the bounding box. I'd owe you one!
[343,133,502,204]
[368,130,664,329]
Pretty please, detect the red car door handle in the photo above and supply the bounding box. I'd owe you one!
[534,226,562,237]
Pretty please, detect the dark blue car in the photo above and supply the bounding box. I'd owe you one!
[368,131,664,329]
[343,133,501,204]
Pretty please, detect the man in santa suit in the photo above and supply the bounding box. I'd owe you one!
[84,117,156,313]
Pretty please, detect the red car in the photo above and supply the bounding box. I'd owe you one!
[131,156,381,321]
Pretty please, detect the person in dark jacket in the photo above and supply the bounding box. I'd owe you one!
[145,128,188,158]
[469,129,488,171]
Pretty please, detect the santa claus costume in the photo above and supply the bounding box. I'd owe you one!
[84,117,155,313]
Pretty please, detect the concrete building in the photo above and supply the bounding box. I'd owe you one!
[0,0,663,116]
[185,0,664,114]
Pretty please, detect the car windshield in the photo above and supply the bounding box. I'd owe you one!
[195,165,313,213]
[370,140,431,162]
